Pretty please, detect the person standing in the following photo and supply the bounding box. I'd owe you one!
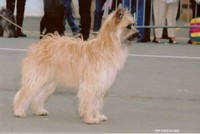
[6,0,27,37]
[153,0,179,44]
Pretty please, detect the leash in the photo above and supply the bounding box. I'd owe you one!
[0,13,40,37]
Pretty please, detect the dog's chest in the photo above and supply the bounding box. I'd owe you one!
[99,49,128,90]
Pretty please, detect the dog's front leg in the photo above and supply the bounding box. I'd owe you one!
[78,83,101,124]
[94,93,107,122]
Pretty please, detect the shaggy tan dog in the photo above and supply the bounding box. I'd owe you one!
[13,8,139,124]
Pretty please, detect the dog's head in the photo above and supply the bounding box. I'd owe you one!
[102,8,139,43]
[115,9,139,42]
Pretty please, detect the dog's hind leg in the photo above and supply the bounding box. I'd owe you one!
[13,76,48,117]
[13,86,42,117]
[31,82,56,116]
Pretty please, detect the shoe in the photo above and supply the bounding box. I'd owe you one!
[169,38,178,44]
[17,32,27,37]
[152,38,161,43]
[188,39,193,44]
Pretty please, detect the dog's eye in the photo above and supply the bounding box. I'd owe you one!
[126,24,132,29]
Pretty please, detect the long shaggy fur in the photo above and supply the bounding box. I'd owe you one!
[13,9,138,124]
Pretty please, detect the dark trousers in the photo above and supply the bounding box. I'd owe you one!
[41,0,65,35]
[191,1,200,18]
[79,0,92,40]
[93,0,107,32]
[143,0,151,41]
[6,0,26,33]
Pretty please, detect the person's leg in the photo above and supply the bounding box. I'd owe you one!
[64,0,80,34]
[166,2,178,39]
[16,0,27,37]
[197,3,200,17]
[136,0,145,41]
[191,0,196,18]
[57,5,65,35]
[153,0,166,41]
[93,0,106,32]
[143,0,151,42]
[79,0,92,40]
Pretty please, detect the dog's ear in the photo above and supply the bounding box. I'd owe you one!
[115,8,125,24]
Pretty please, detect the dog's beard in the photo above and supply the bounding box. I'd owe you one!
[127,33,140,41]
[121,32,140,45]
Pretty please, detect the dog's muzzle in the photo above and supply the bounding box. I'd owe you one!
[127,32,140,41]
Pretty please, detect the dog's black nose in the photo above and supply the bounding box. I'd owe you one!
[127,32,140,41]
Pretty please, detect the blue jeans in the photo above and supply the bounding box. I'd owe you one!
[135,0,145,41]
[64,0,80,33]
[93,0,106,32]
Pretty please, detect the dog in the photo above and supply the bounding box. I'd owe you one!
[0,8,17,37]
[13,8,139,124]
[40,0,65,38]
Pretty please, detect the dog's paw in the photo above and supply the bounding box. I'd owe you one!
[83,117,100,124]
[14,109,26,118]
[95,113,108,121]
[34,109,49,116]
[99,114,107,121]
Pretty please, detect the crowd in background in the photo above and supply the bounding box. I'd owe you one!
[3,0,200,43]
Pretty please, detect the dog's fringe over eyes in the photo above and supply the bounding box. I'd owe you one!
[13,8,139,124]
